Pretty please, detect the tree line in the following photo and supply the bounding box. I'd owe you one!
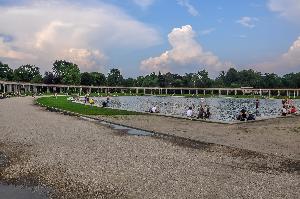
[0,60,300,88]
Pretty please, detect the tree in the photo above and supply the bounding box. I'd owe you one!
[182,73,195,87]
[123,78,136,87]
[214,71,226,87]
[224,68,239,87]
[0,61,13,81]
[107,68,123,86]
[261,73,282,88]
[81,72,93,86]
[158,71,166,87]
[52,60,81,85]
[13,64,42,83]
[195,70,212,88]
[238,69,261,88]
[43,71,55,84]
[142,72,158,87]
[90,72,106,86]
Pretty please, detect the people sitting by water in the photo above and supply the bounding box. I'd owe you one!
[186,107,193,117]
[204,105,211,119]
[150,105,159,113]
[281,105,287,116]
[290,106,297,114]
[237,108,248,121]
[89,98,95,106]
[197,106,205,119]
[247,112,256,121]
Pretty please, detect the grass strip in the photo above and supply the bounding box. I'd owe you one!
[36,96,141,116]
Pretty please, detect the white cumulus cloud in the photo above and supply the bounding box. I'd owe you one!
[140,25,230,75]
[0,0,161,72]
[268,0,300,22]
[256,36,300,74]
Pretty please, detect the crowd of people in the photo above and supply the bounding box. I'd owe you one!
[148,97,299,121]
[281,98,297,116]
[185,105,211,119]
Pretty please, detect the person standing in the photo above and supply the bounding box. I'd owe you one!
[255,98,259,115]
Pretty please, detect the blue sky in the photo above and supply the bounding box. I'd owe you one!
[0,0,299,77]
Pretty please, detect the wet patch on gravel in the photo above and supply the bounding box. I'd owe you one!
[80,116,154,136]
[0,152,49,198]
[99,121,154,136]
[0,183,49,199]
[0,152,9,168]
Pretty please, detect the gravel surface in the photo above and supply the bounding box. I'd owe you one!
[97,114,300,160]
[0,97,299,198]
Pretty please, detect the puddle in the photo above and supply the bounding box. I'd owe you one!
[79,116,153,136]
[0,183,49,199]
[99,121,154,136]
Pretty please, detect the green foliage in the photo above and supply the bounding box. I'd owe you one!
[53,60,81,85]
[123,78,136,87]
[107,68,123,86]
[81,72,106,86]
[37,96,141,115]
[13,64,42,83]
[43,71,54,84]
[0,61,13,81]
[1,59,299,89]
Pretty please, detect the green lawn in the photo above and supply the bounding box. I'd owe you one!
[36,96,141,115]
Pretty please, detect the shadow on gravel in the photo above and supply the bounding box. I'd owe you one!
[150,134,300,175]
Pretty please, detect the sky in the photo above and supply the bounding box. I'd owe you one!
[0,0,299,77]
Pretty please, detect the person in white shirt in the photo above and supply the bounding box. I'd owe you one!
[186,107,193,117]
[281,105,287,116]
[150,106,158,113]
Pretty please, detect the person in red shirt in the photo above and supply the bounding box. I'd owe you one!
[290,106,297,114]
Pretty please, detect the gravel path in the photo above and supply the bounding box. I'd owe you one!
[97,114,300,160]
[0,97,299,198]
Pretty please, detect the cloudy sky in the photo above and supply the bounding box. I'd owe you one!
[0,0,299,77]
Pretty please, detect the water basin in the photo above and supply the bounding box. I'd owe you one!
[91,96,300,122]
